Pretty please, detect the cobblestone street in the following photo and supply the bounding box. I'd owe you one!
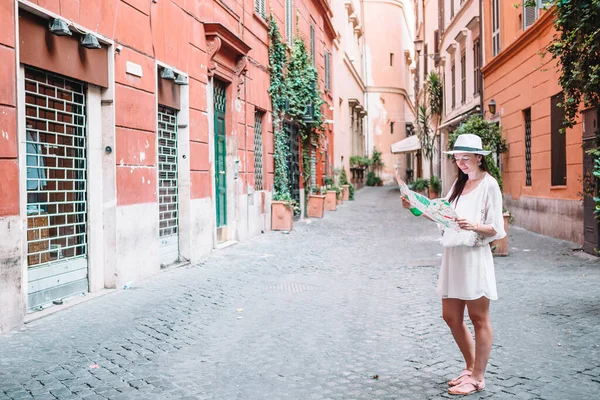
[1,187,599,400]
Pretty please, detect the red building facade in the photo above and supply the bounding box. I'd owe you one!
[0,0,334,332]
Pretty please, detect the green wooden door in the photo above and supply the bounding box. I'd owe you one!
[214,80,227,227]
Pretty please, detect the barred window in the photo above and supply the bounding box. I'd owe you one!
[254,110,265,190]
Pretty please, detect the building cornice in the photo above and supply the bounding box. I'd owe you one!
[343,53,367,92]
[481,8,555,76]
[366,86,410,98]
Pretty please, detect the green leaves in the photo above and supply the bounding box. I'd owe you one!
[549,0,600,219]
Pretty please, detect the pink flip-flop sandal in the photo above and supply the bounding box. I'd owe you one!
[448,370,472,387]
[448,377,485,396]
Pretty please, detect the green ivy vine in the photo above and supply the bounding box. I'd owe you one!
[287,35,325,201]
[546,0,600,219]
[268,17,293,205]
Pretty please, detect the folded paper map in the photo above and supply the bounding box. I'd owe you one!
[395,170,461,232]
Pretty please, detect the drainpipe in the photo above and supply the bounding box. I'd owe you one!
[479,0,484,115]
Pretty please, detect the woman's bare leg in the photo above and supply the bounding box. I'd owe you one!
[466,297,492,382]
[442,298,475,371]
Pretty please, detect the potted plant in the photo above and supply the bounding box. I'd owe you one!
[272,197,295,231]
[429,176,442,199]
[307,187,326,218]
[410,178,429,196]
[339,168,351,201]
[323,176,338,211]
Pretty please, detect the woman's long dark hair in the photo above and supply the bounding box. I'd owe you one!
[448,155,489,205]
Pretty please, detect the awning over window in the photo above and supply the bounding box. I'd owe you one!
[390,135,421,154]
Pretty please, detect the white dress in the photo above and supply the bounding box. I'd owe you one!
[437,173,506,301]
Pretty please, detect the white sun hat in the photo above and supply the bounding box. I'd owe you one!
[443,134,491,155]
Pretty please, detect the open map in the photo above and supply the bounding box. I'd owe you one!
[395,170,462,232]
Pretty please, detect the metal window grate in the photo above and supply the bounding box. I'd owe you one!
[254,111,264,190]
[524,108,532,186]
[460,52,466,104]
[24,67,87,268]
[158,106,179,238]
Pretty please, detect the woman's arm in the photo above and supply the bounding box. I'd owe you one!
[455,218,496,237]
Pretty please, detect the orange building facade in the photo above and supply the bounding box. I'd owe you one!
[0,0,334,333]
[481,3,585,247]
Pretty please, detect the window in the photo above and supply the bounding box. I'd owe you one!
[254,0,266,19]
[310,24,315,64]
[390,53,394,66]
[434,30,440,66]
[523,0,538,30]
[325,51,331,91]
[286,0,293,46]
[424,44,428,74]
[473,40,481,95]
[492,0,500,56]
[254,111,265,190]
[450,0,455,18]
[551,93,567,186]
[460,52,466,104]
[451,59,456,109]
[391,121,395,134]
[524,108,532,186]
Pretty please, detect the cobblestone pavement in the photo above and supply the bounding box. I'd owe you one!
[1,187,599,400]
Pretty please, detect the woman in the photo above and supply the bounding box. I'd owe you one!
[402,134,506,396]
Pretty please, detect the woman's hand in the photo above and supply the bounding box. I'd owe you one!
[456,217,479,231]
[401,195,412,209]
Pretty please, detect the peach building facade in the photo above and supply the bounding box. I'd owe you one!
[0,0,335,332]
[481,2,585,247]
[363,0,416,185]
[437,0,483,193]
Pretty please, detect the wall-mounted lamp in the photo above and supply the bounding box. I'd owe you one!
[413,39,423,53]
[161,67,176,80]
[48,18,71,36]
[488,99,497,115]
[174,74,188,85]
[81,33,101,49]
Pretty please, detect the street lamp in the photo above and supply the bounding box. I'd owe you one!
[414,39,423,54]
[488,99,497,115]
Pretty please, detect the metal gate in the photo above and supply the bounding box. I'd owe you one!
[158,105,179,266]
[284,121,301,210]
[24,67,88,310]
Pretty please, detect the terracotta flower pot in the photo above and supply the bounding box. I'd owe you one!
[271,201,294,231]
[342,185,350,201]
[491,212,510,256]
[337,197,343,205]
[307,194,326,218]
[428,185,439,199]
[325,190,337,211]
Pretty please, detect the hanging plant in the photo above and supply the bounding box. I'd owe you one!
[268,16,293,205]
[547,0,600,220]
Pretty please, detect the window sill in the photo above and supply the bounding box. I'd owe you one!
[550,185,568,190]
[253,12,268,29]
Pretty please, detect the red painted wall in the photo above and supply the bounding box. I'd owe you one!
[0,0,334,212]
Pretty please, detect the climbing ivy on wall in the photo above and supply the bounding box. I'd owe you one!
[268,15,326,208]
[546,0,600,219]
[268,17,293,204]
